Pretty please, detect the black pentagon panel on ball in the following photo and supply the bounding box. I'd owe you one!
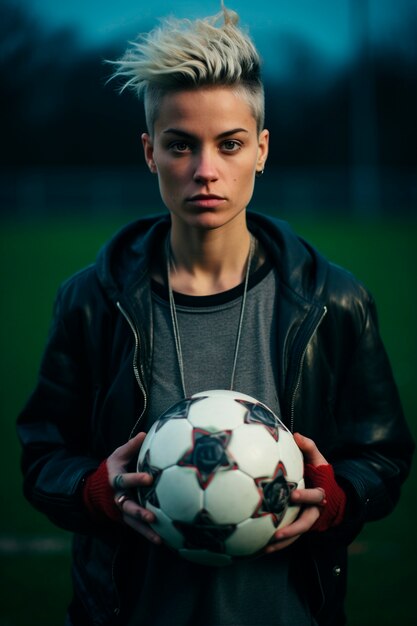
[256,462,297,527]
[179,430,234,488]
[237,399,280,441]
[138,450,161,508]
[155,396,207,432]
[174,510,236,553]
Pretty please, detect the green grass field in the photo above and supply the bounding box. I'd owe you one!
[1,212,416,625]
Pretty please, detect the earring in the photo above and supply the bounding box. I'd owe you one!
[255,169,264,178]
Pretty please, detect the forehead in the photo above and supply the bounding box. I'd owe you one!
[154,86,257,134]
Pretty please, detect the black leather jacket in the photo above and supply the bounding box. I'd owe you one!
[17,213,414,626]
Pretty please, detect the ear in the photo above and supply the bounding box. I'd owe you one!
[141,133,157,174]
[256,129,269,174]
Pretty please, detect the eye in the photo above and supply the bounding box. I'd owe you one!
[221,140,242,153]
[169,141,192,153]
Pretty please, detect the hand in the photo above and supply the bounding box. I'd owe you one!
[107,432,162,545]
[265,433,328,554]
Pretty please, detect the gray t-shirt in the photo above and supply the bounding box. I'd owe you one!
[147,261,281,429]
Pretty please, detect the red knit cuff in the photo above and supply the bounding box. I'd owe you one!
[304,463,347,532]
[82,461,122,523]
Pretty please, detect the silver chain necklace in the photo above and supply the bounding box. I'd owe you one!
[165,233,255,398]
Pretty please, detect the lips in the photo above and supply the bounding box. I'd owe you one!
[186,194,225,208]
[188,194,224,201]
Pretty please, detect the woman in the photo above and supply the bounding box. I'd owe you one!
[18,5,413,626]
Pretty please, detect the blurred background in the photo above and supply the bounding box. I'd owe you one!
[1,0,416,624]
[1,0,416,214]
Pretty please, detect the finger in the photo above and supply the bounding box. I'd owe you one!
[119,499,161,544]
[118,497,156,524]
[112,471,153,492]
[293,433,328,466]
[124,516,162,545]
[273,507,321,541]
[265,535,299,554]
[291,487,326,506]
[113,432,148,463]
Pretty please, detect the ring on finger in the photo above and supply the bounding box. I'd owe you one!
[114,492,129,511]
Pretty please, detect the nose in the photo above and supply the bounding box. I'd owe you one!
[193,149,219,184]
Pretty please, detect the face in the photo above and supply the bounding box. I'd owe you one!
[142,86,269,233]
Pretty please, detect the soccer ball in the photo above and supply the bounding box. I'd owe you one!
[137,390,304,566]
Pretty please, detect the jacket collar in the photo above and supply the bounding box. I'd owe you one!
[95,211,328,310]
[96,214,170,304]
[247,212,329,308]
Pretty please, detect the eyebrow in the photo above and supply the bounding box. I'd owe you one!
[162,128,249,140]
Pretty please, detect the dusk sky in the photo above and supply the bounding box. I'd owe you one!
[12,0,417,72]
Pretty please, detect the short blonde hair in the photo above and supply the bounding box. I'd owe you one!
[110,4,265,133]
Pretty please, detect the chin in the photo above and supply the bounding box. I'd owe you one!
[191,214,226,230]
[173,208,247,232]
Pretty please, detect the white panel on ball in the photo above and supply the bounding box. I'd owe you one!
[156,466,203,522]
[149,418,194,469]
[228,424,281,478]
[278,429,304,480]
[204,470,260,524]
[225,515,277,556]
[188,394,245,431]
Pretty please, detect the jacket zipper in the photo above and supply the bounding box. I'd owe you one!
[116,301,148,439]
[290,305,327,433]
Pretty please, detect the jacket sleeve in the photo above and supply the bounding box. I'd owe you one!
[17,272,108,534]
[330,290,414,529]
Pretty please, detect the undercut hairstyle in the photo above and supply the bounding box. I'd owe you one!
[110,3,265,134]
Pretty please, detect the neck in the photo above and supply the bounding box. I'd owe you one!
[168,221,253,296]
